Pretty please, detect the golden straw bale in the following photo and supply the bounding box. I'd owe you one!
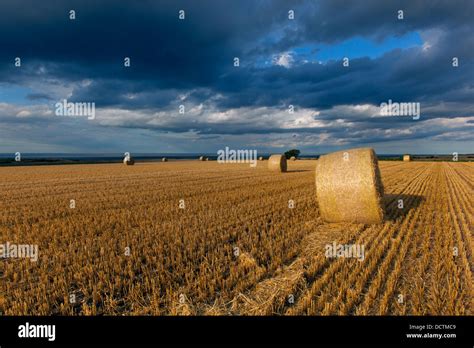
[123,157,135,165]
[267,154,287,172]
[315,147,384,224]
[403,154,411,161]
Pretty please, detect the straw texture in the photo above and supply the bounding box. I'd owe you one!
[268,154,287,172]
[315,148,384,224]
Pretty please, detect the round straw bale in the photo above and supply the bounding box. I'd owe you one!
[290,156,296,161]
[268,154,287,172]
[403,154,411,162]
[199,156,206,161]
[123,157,135,165]
[315,148,384,224]
[162,157,167,162]
[258,156,264,161]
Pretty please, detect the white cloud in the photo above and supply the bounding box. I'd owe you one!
[16,110,32,117]
[272,52,294,68]
[0,103,53,119]
[420,28,445,53]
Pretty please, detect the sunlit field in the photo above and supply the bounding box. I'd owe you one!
[1,160,472,315]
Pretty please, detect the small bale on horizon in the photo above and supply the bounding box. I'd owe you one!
[290,156,296,161]
[268,154,287,172]
[162,157,168,162]
[199,156,206,161]
[315,147,384,224]
[123,157,135,165]
[258,156,264,161]
[403,154,411,162]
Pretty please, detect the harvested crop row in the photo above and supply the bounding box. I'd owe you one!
[0,161,472,315]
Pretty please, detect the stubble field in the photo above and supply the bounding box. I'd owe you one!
[0,160,472,315]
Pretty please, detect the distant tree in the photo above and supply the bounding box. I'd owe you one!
[284,149,300,159]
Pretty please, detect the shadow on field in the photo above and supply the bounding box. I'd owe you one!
[383,193,424,221]
[285,169,312,173]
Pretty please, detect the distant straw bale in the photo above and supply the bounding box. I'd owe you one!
[123,156,135,165]
[268,154,287,172]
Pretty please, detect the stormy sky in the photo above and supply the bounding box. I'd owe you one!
[0,0,472,154]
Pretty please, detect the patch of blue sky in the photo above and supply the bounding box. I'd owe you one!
[0,84,37,105]
[294,31,423,63]
[255,31,423,68]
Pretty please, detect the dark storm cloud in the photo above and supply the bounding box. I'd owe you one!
[216,29,474,114]
[26,93,53,101]
[292,0,473,44]
[0,0,473,150]
[0,0,296,86]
